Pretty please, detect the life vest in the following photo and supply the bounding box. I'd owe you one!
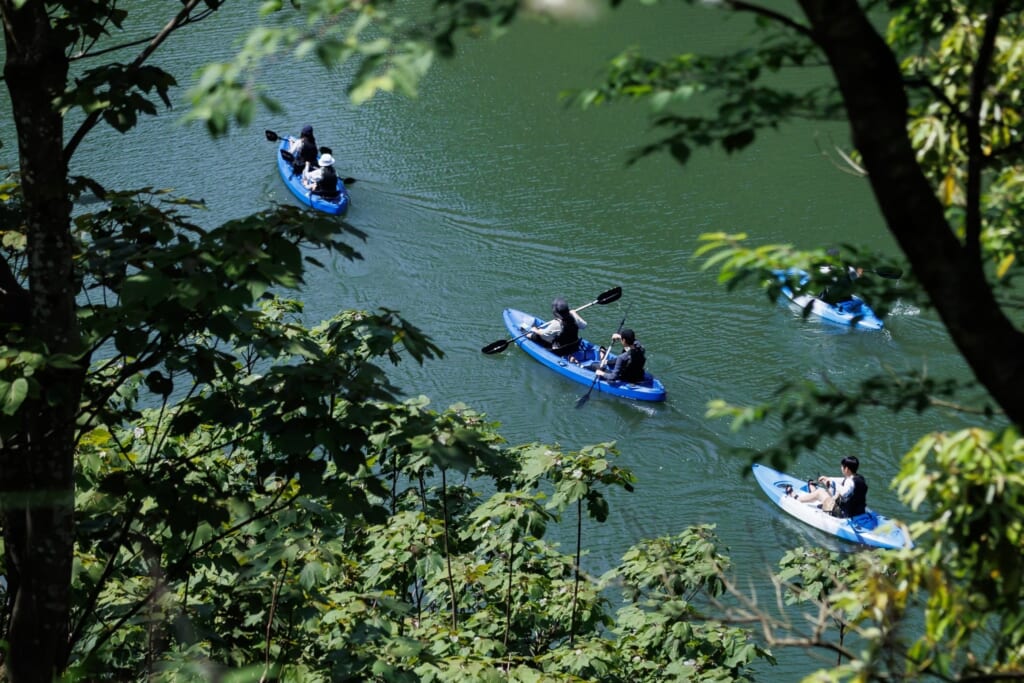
[313,166,339,197]
[616,343,646,383]
[821,267,859,304]
[550,315,580,356]
[293,138,319,172]
[837,474,867,518]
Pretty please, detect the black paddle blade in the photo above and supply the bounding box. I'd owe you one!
[576,372,603,408]
[342,177,356,185]
[481,339,511,354]
[597,286,622,305]
[265,129,280,142]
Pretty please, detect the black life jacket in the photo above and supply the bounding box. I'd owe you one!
[821,267,858,304]
[550,315,580,356]
[293,137,319,172]
[837,474,867,518]
[617,343,646,382]
[313,166,339,196]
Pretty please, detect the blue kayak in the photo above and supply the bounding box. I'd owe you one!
[502,308,667,402]
[275,139,350,215]
[752,463,913,549]
[773,268,883,331]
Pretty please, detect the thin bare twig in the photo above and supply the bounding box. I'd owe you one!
[724,1,813,37]
[259,561,289,683]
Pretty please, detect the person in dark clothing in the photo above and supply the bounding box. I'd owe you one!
[302,153,339,196]
[595,328,647,383]
[787,455,868,518]
[820,266,864,305]
[289,125,319,174]
[528,297,587,357]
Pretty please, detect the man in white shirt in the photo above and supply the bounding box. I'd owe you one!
[789,455,868,518]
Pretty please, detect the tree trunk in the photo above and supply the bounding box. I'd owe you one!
[798,0,1024,427]
[1,1,82,679]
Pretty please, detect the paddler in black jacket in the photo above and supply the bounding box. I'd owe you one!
[528,297,587,357]
[595,328,647,383]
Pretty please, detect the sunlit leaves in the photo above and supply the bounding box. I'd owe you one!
[186,0,510,133]
[898,428,1024,623]
[776,547,856,607]
[890,4,1024,282]
[0,376,28,415]
[695,232,912,314]
[608,525,729,603]
[68,383,770,679]
[465,491,553,547]
[539,442,636,521]
[601,526,768,682]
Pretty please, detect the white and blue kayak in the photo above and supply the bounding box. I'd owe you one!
[275,139,350,216]
[752,463,912,549]
[502,308,667,402]
[773,268,883,331]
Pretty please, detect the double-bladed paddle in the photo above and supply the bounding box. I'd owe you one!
[264,130,356,185]
[480,286,622,355]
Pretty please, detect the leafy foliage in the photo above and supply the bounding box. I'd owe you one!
[895,428,1024,670]
[676,3,1024,681]
[890,5,1024,287]
[67,389,771,678]
[601,526,772,682]
[759,428,1024,681]
[694,232,913,315]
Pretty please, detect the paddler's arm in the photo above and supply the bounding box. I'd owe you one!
[569,309,587,329]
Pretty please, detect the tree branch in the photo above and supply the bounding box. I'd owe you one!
[68,8,218,64]
[705,563,860,664]
[965,0,1009,261]
[64,0,209,162]
[797,0,1024,427]
[724,1,813,37]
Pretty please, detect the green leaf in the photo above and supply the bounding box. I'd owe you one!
[1,377,28,415]
[120,271,173,305]
[299,561,325,589]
